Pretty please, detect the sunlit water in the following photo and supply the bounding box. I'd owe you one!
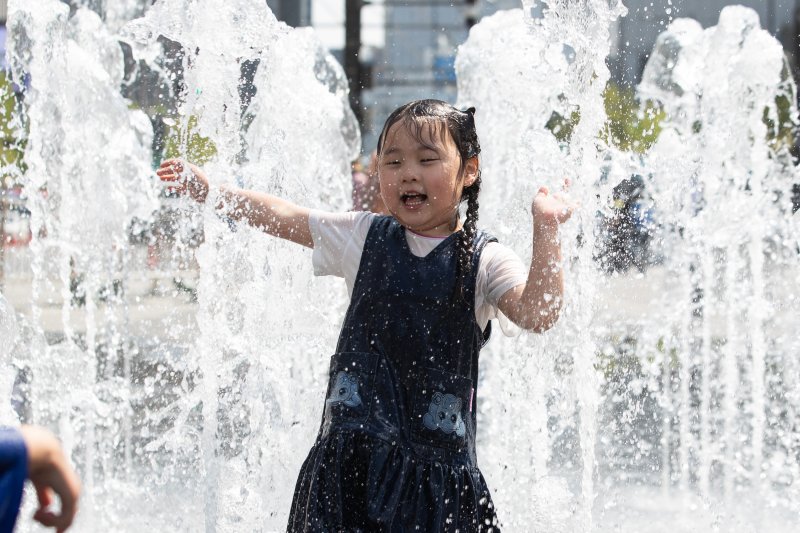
[1,0,799,531]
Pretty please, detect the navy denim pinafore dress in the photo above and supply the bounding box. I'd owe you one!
[288,216,501,532]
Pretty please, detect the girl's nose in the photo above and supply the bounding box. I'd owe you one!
[401,163,418,182]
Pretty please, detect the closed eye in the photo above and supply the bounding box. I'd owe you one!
[421,158,439,163]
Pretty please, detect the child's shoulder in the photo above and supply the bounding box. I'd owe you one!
[309,210,383,252]
[310,209,379,233]
[471,228,501,256]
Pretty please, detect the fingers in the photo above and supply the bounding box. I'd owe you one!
[532,181,580,225]
[20,425,81,531]
[156,158,186,182]
[156,159,191,196]
[36,484,53,508]
[156,159,210,203]
[556,204,575,223]
[536,177,571,196]
[31,464,80,532]
[33,508,71,532]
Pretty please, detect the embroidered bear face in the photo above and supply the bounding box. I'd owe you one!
[326,371,362,408]
[423,392,466,437]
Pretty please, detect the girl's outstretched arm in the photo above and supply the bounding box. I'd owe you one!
[157,159,313,248]
[497,185,576,332]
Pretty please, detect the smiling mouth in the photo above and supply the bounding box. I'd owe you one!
[401,192,428,207]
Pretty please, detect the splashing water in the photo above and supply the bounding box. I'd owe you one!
[629,6,800,528]
[2,0,800,531]
[120,2,358,529]
[459,3,800,532]
[458,2,626,530]
[0,291,19,424]
[7,0,356,529]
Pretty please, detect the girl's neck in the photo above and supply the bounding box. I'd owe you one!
[406,227,445,239]
[399,210,462,239]
[406,222,462,239]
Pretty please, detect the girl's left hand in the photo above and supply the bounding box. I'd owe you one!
[532,179,578,227]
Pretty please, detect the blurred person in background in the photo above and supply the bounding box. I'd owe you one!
[351,150,388,214]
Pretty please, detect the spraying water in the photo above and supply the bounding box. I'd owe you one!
[631,6,800,528]
[458,3,799,532]
[7,0,356,529]
[457,2,626,530]
[0,291,19,424]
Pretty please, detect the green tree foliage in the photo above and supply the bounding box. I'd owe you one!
[162,115,218,165]
[600,82,665,153]
[546,78,796,157]
[545,82,665,152]
[545,106,580,144]
[0,72,27,189]
[763,59,797,155]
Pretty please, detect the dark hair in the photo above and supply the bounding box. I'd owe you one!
[376,99,482,307]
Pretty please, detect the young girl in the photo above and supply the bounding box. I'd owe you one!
[158,99,574,531]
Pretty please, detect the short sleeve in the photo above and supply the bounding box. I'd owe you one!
[308,210,376,295]
[475,242,527,335]
[0,426,27,532]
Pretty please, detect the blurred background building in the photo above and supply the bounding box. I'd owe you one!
[266,0,311,27]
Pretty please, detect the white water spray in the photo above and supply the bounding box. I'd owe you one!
[3,1,800,532]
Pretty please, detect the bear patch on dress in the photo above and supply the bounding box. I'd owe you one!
[326,371,362,408]
[423,392,466,437]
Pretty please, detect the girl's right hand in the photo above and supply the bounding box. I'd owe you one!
[157,158,209,203]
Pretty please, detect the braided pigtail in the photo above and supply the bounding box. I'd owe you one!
[452,175,481,306]
[451,106,481,308]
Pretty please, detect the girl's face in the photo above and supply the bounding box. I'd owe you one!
[378,120,478,237]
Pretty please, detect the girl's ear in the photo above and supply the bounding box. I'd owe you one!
[462,156,479,187]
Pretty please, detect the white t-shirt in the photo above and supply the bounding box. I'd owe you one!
[308,210,527,334]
